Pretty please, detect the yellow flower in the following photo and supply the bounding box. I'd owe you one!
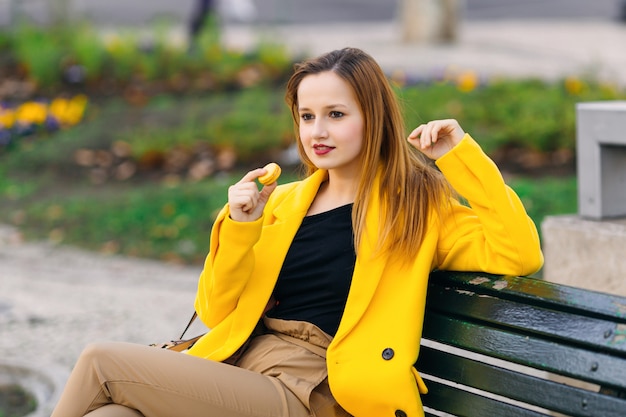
[49,98,69,122]
[564,76,585,95]
[69,94,89,123]
[49,95,88,126]
[15,102,48,125]
[456,71,479,93]
[0,108,16,129]
[104,35,123,53]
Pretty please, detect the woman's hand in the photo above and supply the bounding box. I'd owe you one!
[228,168,277,222]
[407,119,466,160]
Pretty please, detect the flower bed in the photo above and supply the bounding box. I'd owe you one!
[0,95,88,151]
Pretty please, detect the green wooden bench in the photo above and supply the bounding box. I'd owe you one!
[417,271,626,417]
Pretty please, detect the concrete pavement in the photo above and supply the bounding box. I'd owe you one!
[1,14,626,415]
[0,224,204,416]
[219,19,626,86]
[3,0,623,26]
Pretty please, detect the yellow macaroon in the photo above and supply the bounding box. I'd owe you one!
[258,162,281,185]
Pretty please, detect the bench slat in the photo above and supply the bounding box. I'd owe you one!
[422,311,626,391]
[420,378,549,417]
[426,282,626,356]
[417,345,626,417]
[429,271,626,322]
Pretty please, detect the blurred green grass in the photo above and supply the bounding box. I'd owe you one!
[0,166,576,265]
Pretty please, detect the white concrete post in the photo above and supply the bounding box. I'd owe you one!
[542,101,626,296]
[576,101,626,219]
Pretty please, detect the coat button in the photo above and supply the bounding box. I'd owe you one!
[382,348,394,360]
[395,410,407,417]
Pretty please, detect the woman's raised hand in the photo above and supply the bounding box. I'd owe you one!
[407,119,465,160]
[228,168,278,222]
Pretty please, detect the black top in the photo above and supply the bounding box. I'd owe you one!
[266,204,356,336]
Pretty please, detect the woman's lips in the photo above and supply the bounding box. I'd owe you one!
[313,144,334,155]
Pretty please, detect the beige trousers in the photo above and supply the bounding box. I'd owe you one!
[51,319,351,417]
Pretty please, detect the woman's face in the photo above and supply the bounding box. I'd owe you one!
[296,71,365,177]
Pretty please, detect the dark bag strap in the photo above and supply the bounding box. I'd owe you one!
[179,311,198,339]
[180,295,276,339]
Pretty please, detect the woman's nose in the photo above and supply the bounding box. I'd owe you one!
[312,120,328,139]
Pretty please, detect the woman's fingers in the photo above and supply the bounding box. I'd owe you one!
[236,168,265,185]
[407,119,465,159]
[228,182,259,211]
[227,167,278,222]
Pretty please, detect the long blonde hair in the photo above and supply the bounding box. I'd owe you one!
[285,47,453,261]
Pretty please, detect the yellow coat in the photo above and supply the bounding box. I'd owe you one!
[187,134,544,417]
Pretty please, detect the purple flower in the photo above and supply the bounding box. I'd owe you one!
[46,115,61,131]
[0,129,12,147]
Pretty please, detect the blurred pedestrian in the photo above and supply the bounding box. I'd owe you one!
[188,0,215,50]
[189,0,215,36]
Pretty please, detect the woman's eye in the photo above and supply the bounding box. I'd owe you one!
[330,111,344,118]
[301,113,313,121]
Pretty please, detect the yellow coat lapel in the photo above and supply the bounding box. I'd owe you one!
[228,170,331,352]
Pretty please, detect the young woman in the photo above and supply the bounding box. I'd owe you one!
[51,47,543,417]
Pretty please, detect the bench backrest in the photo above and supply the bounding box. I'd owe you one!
[417,271,626,417]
